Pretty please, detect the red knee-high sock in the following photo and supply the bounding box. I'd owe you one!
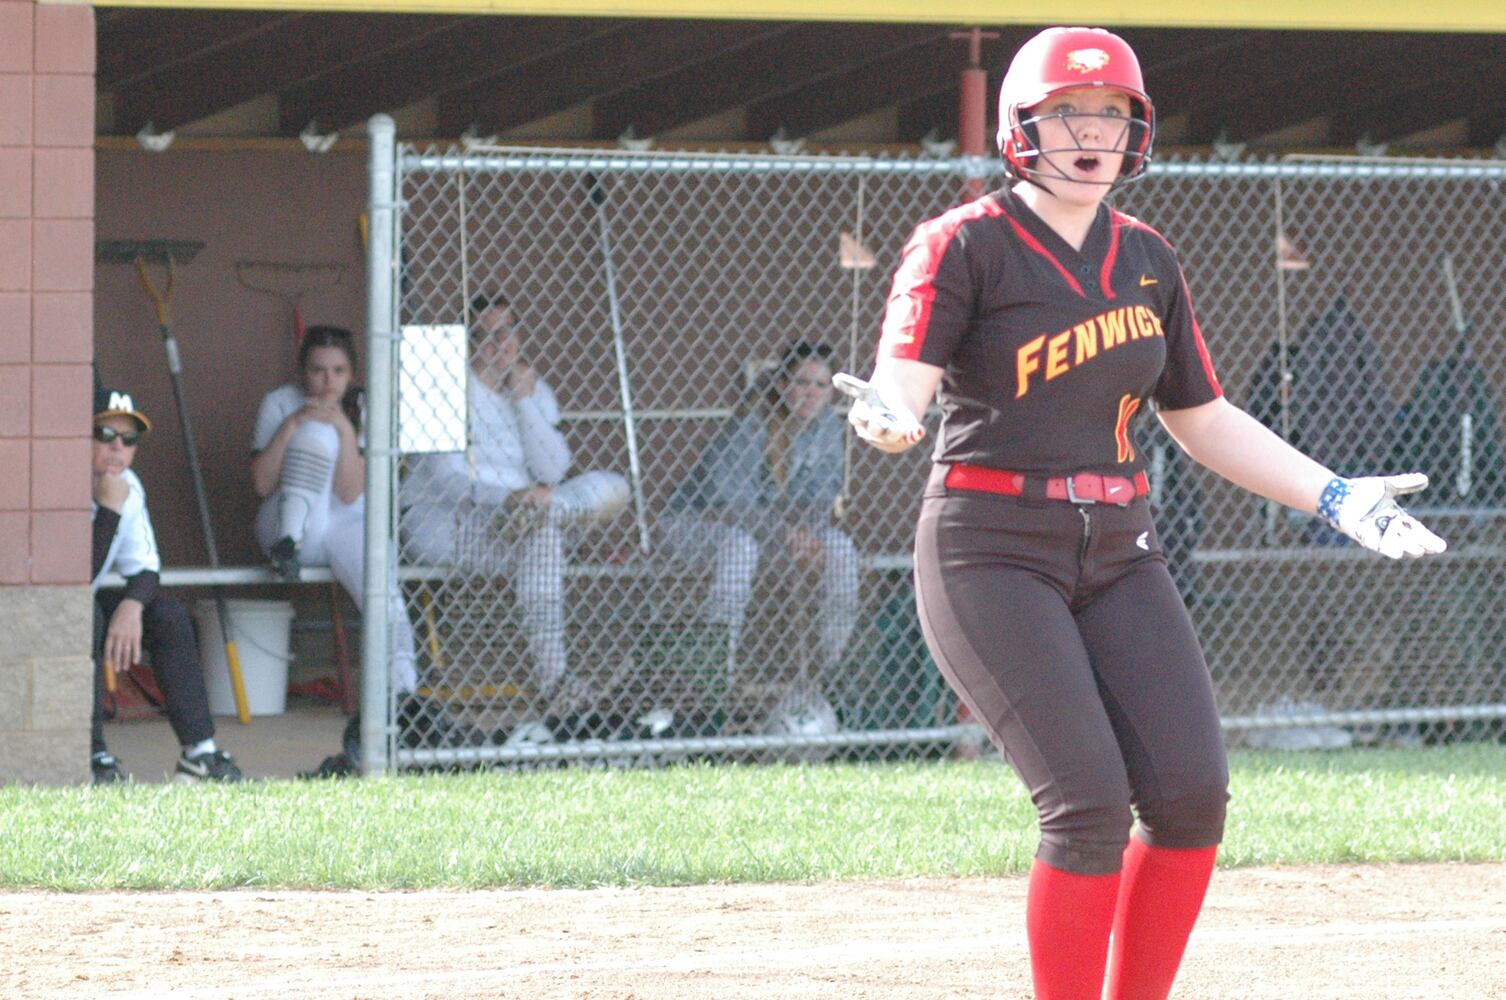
[1026,858,1121,1000]
[1104,838,1219,1000]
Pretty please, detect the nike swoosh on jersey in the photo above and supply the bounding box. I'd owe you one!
[1139,275,1158,287]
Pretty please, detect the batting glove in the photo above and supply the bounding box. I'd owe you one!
[1318,473,1447,559]
[832,372,925,450]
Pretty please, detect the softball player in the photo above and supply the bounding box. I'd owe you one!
[251,325,419,693]
[843,27,1446,1000]
[401,294,631,721]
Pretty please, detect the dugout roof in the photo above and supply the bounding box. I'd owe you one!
[93,8,1506,152]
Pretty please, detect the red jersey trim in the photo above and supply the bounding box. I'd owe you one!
[878,196,1006,360]
[1117,211,1222,398]
[998,209,1086,298]
[1101,213,1126,301]
[1182,271,1222,396]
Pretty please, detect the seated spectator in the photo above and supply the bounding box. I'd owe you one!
[401,293,629,733]
[250,325,419,695]
[659,340,860,684]
[90,388,242,784]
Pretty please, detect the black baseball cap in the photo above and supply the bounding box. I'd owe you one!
[93,387,152,433]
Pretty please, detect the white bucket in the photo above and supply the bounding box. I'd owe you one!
[194,599,296,716]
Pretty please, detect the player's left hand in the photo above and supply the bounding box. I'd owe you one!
[1320,473,1447,559]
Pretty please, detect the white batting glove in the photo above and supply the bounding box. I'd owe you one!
[1318,473,1447,559]
[832,372,925,450]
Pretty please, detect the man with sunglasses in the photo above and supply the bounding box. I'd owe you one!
[91,387,243,784]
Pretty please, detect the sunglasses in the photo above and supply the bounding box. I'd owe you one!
[94,426,141,447]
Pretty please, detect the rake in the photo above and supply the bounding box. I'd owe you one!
[233,258,346,343]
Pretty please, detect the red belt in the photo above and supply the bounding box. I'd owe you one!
[944,463,1149,505]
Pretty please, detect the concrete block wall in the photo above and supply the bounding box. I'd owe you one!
[0,0,95,785]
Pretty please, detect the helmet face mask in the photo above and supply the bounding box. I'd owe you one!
[1010,103,1153,188]
[997,27,1156,191]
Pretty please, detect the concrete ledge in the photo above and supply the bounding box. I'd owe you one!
[0,585,90,661]
[0,586,91,786]
[29,655,90,730]
[0,729,86,786]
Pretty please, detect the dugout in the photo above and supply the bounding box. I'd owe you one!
[6,0,1506,782]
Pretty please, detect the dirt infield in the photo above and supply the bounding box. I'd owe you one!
[4,863,1504,999]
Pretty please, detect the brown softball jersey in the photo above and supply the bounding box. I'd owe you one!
[877,187,1222,476]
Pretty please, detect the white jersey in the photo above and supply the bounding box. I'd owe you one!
[253,382,364,515]
[91,468,160,590]
[403,375,571,508]
[252,383,367,453]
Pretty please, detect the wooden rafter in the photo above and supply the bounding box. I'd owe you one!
[99,10,289,90]
[439,20,789,137]
[1331,53,1506,145]
[87,12,1506,152]
[591,22,934,140]
[111,13,472,134]
[744,32,969,141]
[1182,34,1482,144]
[896,88,961,144]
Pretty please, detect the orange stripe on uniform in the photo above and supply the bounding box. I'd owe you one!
[1115,394,1142,463]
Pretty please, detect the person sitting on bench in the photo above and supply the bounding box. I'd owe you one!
[90,387,243,784]
[250,325,419,695]
[401,292,630,735]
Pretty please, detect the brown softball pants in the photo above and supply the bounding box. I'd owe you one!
[914,466,1229,875]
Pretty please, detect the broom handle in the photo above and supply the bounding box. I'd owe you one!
[135,258,221,567]
[134,257,252,724]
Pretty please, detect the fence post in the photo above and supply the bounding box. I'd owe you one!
[362,113,398,776]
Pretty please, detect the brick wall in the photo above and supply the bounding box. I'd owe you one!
[0,0,95,785]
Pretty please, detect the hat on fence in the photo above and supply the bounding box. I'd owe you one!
[93,387,152,433]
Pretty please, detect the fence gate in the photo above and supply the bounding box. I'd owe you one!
[364,117,1506,772]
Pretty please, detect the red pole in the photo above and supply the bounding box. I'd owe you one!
[952,28,999,204]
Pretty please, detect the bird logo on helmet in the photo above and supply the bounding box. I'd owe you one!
[1064,48,1111,74]
[996,27,1156,190]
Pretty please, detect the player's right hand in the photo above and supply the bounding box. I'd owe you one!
[832,372,926,452]
[506,363,538,399]
[104,598,144,673]
[93,470,130,512]
[294,400,339,426]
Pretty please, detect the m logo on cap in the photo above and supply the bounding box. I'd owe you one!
[108,391,137,413]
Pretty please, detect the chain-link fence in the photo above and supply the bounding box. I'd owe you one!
[362,121,1506,771]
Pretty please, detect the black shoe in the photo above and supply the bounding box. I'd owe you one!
[299,752,357,779]
[341,712,362,766]
[397,694,489,749]
[269,536,301,582]
[91,751,125,785]
[551,710,626,742]
[174,749,244,783]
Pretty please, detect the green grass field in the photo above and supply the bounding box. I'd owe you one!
[2,745,1503,891]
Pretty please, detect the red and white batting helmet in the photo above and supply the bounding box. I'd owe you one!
[996,26,1155,187]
